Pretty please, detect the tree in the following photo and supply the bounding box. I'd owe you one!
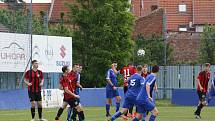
[199,25,215,64]
[67,0,134,87]
[133,34,172,65]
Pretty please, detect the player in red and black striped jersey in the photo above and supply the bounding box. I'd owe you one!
[194,63,211,119]
[55,65,85,121]
[24,60,46,121]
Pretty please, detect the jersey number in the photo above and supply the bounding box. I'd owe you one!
[124,69,130,77]
[130,79,136,86]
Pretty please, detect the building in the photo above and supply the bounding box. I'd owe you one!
[132,0,215,33]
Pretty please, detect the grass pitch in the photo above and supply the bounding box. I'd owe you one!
[0,100,215,121]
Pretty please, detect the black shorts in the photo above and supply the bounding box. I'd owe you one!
[28,91,42,102]
[64,98,80,108]
[197,91,206,101]
[124,86,128,94]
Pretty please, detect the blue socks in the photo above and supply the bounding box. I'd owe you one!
[67,107,72,121]
[149,115,156,121]
[111,111,122,121]
[106,104,110,115]
[132,117,139,121]
[116,102,120,112]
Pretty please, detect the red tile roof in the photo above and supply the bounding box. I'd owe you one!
[50,0,75,22]
[193,0,215,25]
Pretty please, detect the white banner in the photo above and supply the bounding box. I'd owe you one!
[0,32,72,72]
[41,89,64,108]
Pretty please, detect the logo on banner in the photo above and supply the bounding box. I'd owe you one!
[45,45,54,60]
[60,45,66,58]
[33,45,40,60]
[56,45,70,66]
[1,42,25,61]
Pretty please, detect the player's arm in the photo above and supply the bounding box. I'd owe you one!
[197,73,203,91]
[59,84,63,90]
[76,82,83,90]
[64,87,80,99]
[154,82,158,93]
[146,84,152,101]
[106,70,117,90]
[39,71,44,86]
[24,71,32,86]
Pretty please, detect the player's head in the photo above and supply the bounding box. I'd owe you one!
[136,65,142,74]
[152,65,159,73]
[32,60,38,69]
[73,63,79,72]
[142,64,148,73]
[112,61,117,68]
[79,65,83,73]
[204,63,210,72]
[127,62,133,67]
[62,66,70,74]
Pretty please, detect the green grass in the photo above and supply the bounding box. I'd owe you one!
[0,100,215,121]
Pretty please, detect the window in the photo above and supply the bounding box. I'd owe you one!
[151,5,158,11]
[179,25,187,32]
[179,4,186,12]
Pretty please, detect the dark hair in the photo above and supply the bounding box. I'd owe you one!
[152,65,159,73]
[73,63,79,67]
[205,63,210,67]
[136,65,142,72]
[112,61,117,64]
[128,62,133,66]
[32,60,38,64]
[62,66,68,73]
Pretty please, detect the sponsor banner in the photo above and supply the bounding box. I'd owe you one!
[0,32,72,72]
[41,89,64,108]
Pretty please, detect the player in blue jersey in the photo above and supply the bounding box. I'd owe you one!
[108,65,145,121]
[105,61,121,117]
[207,72,215,104]
[134,65,159,121]
[142,65,159,121]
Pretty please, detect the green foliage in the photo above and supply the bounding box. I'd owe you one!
[133,35,172,65]
[0,9,46,34]
[67,0,134,87]
[199,25,215,64]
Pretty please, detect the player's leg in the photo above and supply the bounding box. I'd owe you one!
[115,90,121,112]
[106,90,113,117]
[109,108,128,121]
[74,102,85,121]
[67,107,73,121]
[29,91,36,121]
[142,112,147,121]
[123,86,129,116]
[109,97,132,121]
[36,92,45,121]
[133,105,145,121]
[55,101,68,121]
[195,91,206,118]
[30,101,36,121]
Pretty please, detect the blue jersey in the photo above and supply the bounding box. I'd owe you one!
[136,73,157,103]
[211,77,215,89]
[106,69,118,90]
[125,73,145,99]
[146,74,157,95]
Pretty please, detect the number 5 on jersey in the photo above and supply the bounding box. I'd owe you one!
[130,79,136,86]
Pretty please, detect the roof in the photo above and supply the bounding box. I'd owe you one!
[193,0,215,25]
[49,0,75,22]
[133,8,164,38]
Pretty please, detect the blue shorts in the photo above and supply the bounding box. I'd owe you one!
[106,89,120,98]
[136,99,155,114]
[122,97,136,109]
